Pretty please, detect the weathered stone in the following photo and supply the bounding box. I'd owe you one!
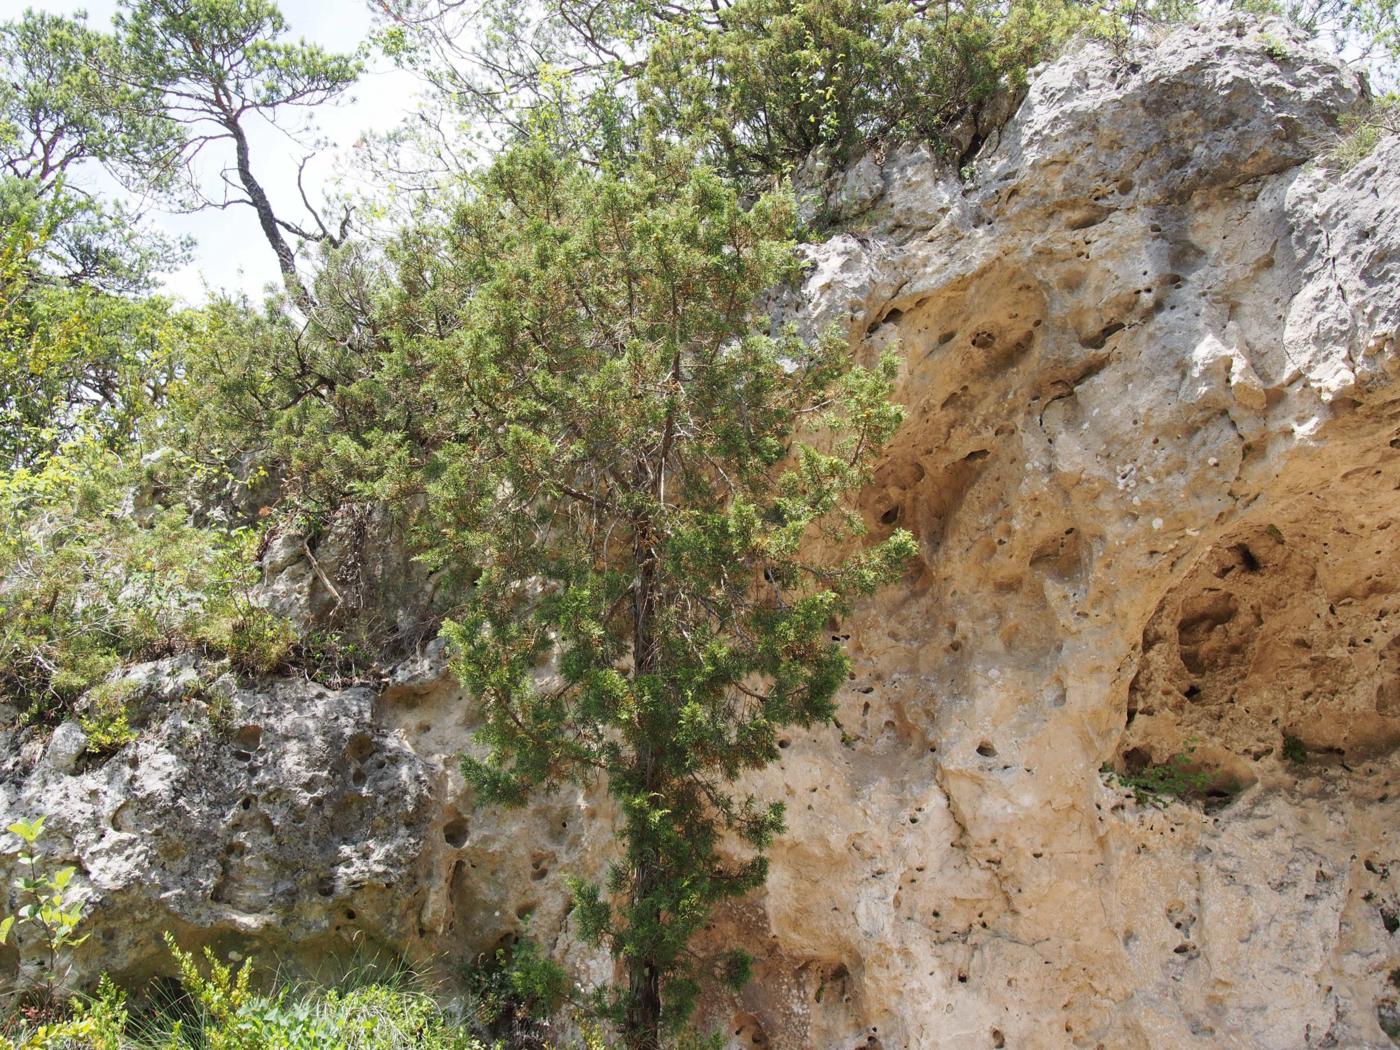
[43,723,88,776]
[0,670,438,990]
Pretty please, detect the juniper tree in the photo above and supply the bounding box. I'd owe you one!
[414,141,915,1048]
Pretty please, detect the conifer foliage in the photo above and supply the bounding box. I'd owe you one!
[416,142,915,1047]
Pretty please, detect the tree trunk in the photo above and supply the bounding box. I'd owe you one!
[625,536,665,1050]
[623,858,665,1050]
[227,118,315,314]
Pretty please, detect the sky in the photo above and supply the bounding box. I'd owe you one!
[23,0,423,302]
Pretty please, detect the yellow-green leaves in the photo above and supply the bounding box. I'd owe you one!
[2,815,90,1002]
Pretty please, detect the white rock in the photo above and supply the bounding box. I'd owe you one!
[44,722,88,775]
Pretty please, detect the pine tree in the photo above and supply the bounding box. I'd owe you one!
[414,139,914,1049]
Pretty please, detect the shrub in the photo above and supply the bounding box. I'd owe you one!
[3,939,492,1050]
[1102,744,1220,808]
[76,680,140,757]
[463,935,568,1041]
[639,0,1092,180]
[0,816,89,1005]
[1282,732,1308,764]
[1325,92,1400,170]
[0,441,294,721]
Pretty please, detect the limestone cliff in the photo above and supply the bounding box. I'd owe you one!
[4,17,1400,1049]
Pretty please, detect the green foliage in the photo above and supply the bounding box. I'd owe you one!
[0,10,182,200]
[168,259,407,523]
[0,180,185,471]
[376,0,1400,192]
[375,0,1092,180]
[111,0,363,305]
[410,139,914,1046]
[0,442,294,720]
[1,816,89,1004]
[1102,745,1216,807]
[77,680,141,756]
[464,936,569,1040]
[1325,92,1400,170]
[640,0,1090,178]
[1281,732,1308,764]
[2,943,489,1050]
[170,133,915,1047]
[4,975,129,1050]
[164,933,333,1050]
[113,0,362,132]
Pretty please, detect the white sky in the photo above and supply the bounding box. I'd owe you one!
[21,0,422,303]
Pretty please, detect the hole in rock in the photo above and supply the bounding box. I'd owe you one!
[1123,747,1152,774]
[443,819,469,848]
[976,741,998,758]
[1079,321,1125,350]
[345,733,374,763]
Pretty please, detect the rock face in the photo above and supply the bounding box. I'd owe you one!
[4,16,1400,1050]
[0,662,439,990]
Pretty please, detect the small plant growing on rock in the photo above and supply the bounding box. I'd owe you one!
[1325,93,1400,170]
[1102,744,1217,808]
[0,816,88,1004]
[1282,733,1308,765]
[165,932,332,1049]
[463,934,568,1044]
[77,680,140,757]
[3,975,129,1048]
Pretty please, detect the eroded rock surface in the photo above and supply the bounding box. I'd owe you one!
[0,666,438,990]
[4,16,1400,1050]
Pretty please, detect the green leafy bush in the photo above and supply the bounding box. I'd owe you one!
[640,0,1092,178]
[463,935,568,1040]
[76,680,140,756]
[1101,744,1235,808]
[1282,732,1308,764]
[0,177,185,473]
[0,816,89,1005]
[0,441,294,721]
[2,938,491,1050]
